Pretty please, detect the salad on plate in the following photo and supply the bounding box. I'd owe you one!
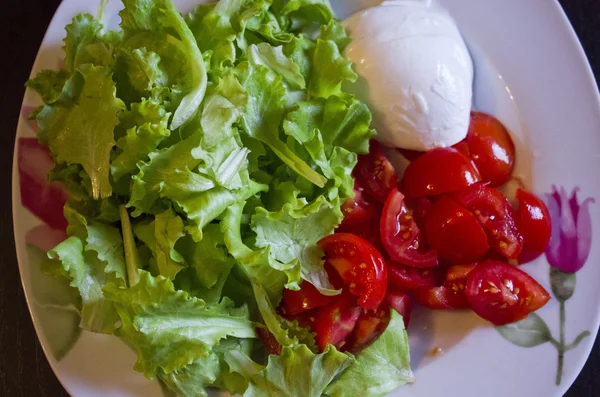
[21,0,555,396]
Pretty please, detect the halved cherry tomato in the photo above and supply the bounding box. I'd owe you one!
[412,286,463,310]
[313,291,361,351]
[339,183,379,230]
[281,281,338,316]
[353,141,399,202]
[257,327,282,355]
[380,189,438,268]
[402,148,481,198]
[466,112,515,187]
[388,262,442,292]
[452,184,523,259]
[318,233,388,309]
[345,305,390,353]
[465,260,551,325]
[281,309,317,331]
[339,218,385,254]
[442,263,479,309]
[424,196,490,265]
[516,189,552,263]
[386,290,412,327]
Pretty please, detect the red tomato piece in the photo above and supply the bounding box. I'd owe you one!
[442,263,479,309]
[397,148,424,161]
[424,196,490,265]
[466,112,516,187]
[516,189,552,263]
[386,290,412,327]
[338,218,385,254]
[380,189,438,268]
[388,262,443,292]
[313,292,361,351]
[345,305,391,353]
[281,309,317,331]
[465,260,551,325]
[339,183,380,230]
[412,286,463,310]
[401,147,481,198]
[318,233,388,309]
[452,184,524,259]
[281,281,339,316]
[353,141,399,202]
[257,327,282,355]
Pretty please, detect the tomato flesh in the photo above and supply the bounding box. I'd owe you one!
[516,189,552,263]
[339,183,379,230]
[386,290,412,327]
[388,262,442,292]
[318,233,388,309]
[412,286,463,310]
[424,196,489,265]
[380,189,438,268]
[281,281,338,316]
[452,184,523,259]
[442,263,479,309]
[466,112,516,187]
[402,147,481,197]
[257,327,282,355]
[465,260,551,325]
[345,305,390,353]
[353,141,399,203]
[313,292,361,351]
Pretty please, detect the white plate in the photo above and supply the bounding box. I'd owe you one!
[12,0,600,396]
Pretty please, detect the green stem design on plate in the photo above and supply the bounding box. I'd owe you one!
[556,300,566,386]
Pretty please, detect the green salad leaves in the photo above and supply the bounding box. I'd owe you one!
[28,0,414,395]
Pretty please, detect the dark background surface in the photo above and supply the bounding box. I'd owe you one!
[0,0,599,396]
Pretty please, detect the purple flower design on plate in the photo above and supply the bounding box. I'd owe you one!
[545,186,594,273]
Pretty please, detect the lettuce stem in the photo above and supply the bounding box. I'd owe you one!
[119,205,141,287]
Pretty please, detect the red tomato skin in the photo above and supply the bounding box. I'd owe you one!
[313,292,361,351]
[424,196,490,265]
[281,281,339,316]
[380,189,438,268]
[354,141,399,203]
[451,184,524,259]
[339,183,379,230]
[467,112,516,187]
[516,189,552,263]
[344,305,391,353]
[388,262,443,292]
[257,327,282,355]
[402,148,481,198]
[338,218,385,254]
[465,260,551,325]
[412,286,462,310]
[318,233,388,310]
[443,263,479,309]
[386,290,412,327]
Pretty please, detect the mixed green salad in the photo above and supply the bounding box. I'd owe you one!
[27,0,413,395]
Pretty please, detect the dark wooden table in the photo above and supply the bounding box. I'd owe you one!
[1,0,599,396]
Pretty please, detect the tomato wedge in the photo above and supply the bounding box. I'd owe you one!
[386,290,412,327]
[318,233,388,309]
[412,286,464,310]
[402,147,481,197]
[380,189,438,268]
[452,184,523,259]
[424,196,490,265]
[516,189,552,263]
[466,112,516,187]
[442,263,479,309]
[339,183,379,230]
[313,291,361,351]
[465,260,551,325]
[257,327,282,355]
[353,141,399,202]
[281,281,338,316]
[388,262,443,292]
[345,305,390,353]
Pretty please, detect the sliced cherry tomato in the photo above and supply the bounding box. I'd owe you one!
[465,260,551,325]
[257,327,282,355]
[452,184,523,259]
[442,263,479,309]
[402,148,481,198]
[353,141,399,202]
[466,112,515,187]
[516,189,552,263]
[380,189,438,268]
[281,281,338,316]
[339,218,385,254]
[318,233,388,309]
[424,196,490,265]
[412,286,463,310]
[345,305,390,353]
[324,261,345,290]
[386,290,412,327]
[313,291,361,351]
[388,262,442,292]
[339,183,379,230]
